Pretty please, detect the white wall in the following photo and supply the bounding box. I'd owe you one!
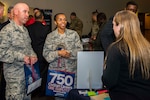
[1,0,150,35]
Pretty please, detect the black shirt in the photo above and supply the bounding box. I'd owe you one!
[102,44,150,100]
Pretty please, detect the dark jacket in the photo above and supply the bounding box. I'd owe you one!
[27,21,50,61]
[94,21,106,51]
[1,20,11,29]
[27,21,50,94]
[100,16,115,52]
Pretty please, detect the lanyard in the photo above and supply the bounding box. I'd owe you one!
[31,65,36,82]
[57,57,66,71]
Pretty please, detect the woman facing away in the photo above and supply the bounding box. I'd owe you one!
[102,10,150,100]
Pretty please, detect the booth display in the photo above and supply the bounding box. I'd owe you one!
[77,51,104,89]
[65,51,110,100]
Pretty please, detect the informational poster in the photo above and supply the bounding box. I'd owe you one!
[46,70,75,98]
[77,51,104,90]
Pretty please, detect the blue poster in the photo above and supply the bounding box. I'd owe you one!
[24,62,41,94]
[46,70,75,98]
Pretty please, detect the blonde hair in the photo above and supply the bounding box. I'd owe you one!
[0,1,4,7]
[106,10,150,79]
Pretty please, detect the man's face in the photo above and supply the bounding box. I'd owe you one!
[92,14,97,22]
[0,6,4,19]
[55,14,67,30]
[70,15,75,20]
[126,4,137,13]
[17,4,29,25]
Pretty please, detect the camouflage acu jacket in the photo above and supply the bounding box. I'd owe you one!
[43,28,83,73]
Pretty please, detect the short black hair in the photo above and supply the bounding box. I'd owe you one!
[126,1,138,9]
[54,13,65,21]
[33,8,40,11]
[7,6,13,13]
[92,10,98,15]
[97,12,107,21]
[70,12,76,16]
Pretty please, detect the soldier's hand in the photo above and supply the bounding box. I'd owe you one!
[58,50,70,58]
[30,57,38,66]
[24,56,30,65]
[64,51,70,58]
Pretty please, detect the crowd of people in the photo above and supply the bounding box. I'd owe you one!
[0,1,150,100]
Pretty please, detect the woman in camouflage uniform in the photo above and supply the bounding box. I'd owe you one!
[43,13,83,100]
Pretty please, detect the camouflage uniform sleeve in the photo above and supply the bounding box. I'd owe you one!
[43,34,59,63]
[68,31,83,59]
[69,22,75,30]
[74,20,83,37]
[91,23,99,36]
[0,30,25,63]
[25,28,37,57]
[75,20,83,31]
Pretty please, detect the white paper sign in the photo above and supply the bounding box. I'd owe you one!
[77,51,104,89]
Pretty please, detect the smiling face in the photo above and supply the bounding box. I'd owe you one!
[54,14,67,30]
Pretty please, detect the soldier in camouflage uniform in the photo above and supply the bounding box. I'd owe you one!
[0,3,37,100]
[90,11,99,39]
[43,13,83,100]
[69,12,83,38]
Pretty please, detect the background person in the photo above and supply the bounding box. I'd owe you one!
[69,12,83,38]
[1,6,13,28]
[100,1,138,53]
[27,10,50,97]
[88,10,99,38]
[0,1,4,29]
[93,12,107,51]
[0,1,5,100]
[25,7,46,26]
[88,11,99,50]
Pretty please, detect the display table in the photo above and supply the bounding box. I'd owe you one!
[66,89,110,100]
[90,93,109,100]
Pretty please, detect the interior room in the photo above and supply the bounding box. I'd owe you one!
[1,0,150,100]
[1,0,150,36]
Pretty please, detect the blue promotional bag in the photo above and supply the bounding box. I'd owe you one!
[24,62,42,95]
[46,69,75,98]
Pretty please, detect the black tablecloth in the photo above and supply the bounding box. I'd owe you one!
[66,89,90,100]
